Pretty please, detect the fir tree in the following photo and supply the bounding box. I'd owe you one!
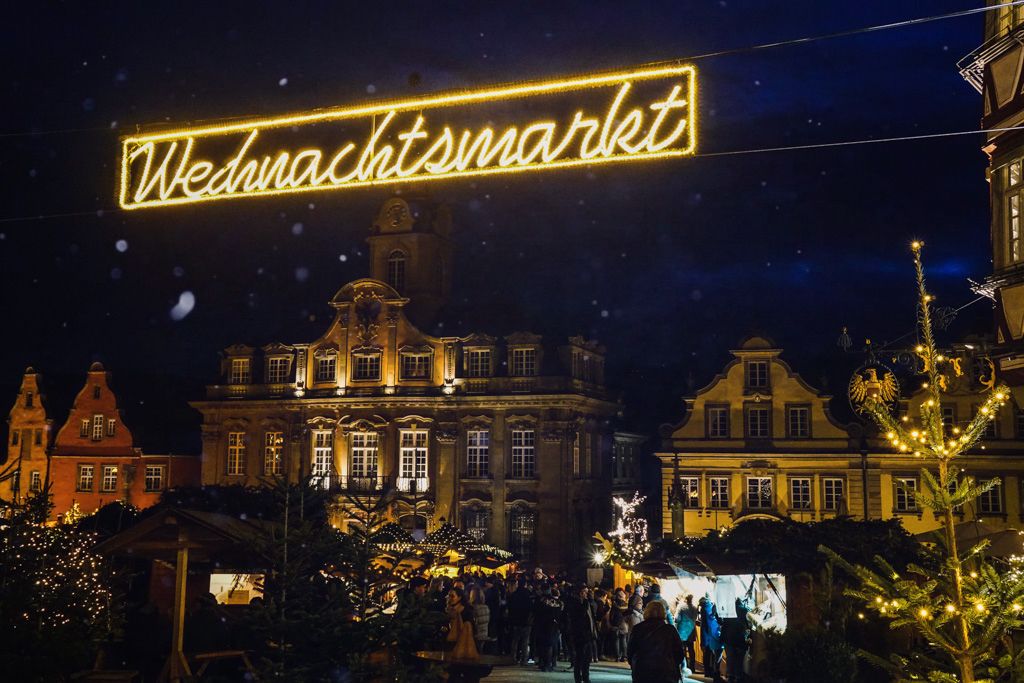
[821,242,1024,683]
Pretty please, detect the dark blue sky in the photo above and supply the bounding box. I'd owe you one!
[0,1,998,444]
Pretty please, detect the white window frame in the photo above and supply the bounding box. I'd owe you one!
[387,250,406,292]
[790,477,811,510]
[1011,192,1022,264]
[229,357,251,384]
[823,477,845,511]
[746,360,769,389]
[227,431,246,476]
[511,429,535,478]
[398,429,428,491]
[509,509,536,561]
[350,432,379,481]
[746,476,773,509]
[80,419,89,437]
[746,406,770,439]
[787,406,810,438]
[92,414,104,441]
[467,430,489,477]
[678,476,700,509]
[315,354,337,383]
[144,464,166,492]
[467,349,492,377]
[511,348,537,377]
[30,470,42,492]
[895,477,918,512]
[266,356,290,384]
[107,418,116,437]
[979,478,1004,514]
[401,352,432,380]
[101,465,118,493]
[264,431,284,475]
[709,477,730,508]
[464,508,490,543]
[77,464,94,491]
[311,431,334,489]
[352,352,382,381]
[707,406,730,439]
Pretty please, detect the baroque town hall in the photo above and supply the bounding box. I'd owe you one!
[192,196,629,570]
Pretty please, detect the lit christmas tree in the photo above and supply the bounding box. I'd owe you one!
[822,242,1024,682]
[608,492,652,568]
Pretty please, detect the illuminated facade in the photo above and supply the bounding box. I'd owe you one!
[192,197,619,569]
[656,337,1024,537]
[47,362,200,521]
[2,368,52,506]
[959,5,1024,402]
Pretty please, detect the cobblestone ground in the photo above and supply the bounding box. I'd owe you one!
[484,660,711,682]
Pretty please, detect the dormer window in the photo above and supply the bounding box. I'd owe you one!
[387,250,406,292]
[91,414,104,441]
[315,352,337,383]
[79,419,89,437]
[266,356,290,384]
[107,418,116,437]
[25,392,33,408]
[401,352,431,380]
[229,358,251,385]
[466,349,492,377]
[746,360,769,390]
[511,348,538,377]
[352,351,382,381]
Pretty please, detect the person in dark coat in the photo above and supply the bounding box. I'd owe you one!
[611,589,630,662]
[507,580,534,665]
[626,600,685,683]
[721,598,752,682]
[565,585,597,683]
[532,586,564,672]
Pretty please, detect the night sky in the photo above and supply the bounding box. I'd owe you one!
[0,1,998,450]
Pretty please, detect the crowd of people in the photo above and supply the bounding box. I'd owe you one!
[395,567,755,683]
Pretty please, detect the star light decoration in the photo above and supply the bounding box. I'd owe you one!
[824,242,1024,683]
[607,492,652,568]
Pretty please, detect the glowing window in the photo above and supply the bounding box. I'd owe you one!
[350,432,379,481]
[264,431,284,475]
[789,478,811,510]
[511,429,535,478]
[145,465,166,492]
[229,358,251,384]
[823,477,845,511]
[227,432,246,476]
[467,349,491,377]
[467,430,489,477]
[709,477,730,509]
[311,431,334,488]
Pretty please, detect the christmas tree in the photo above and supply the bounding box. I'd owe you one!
[822,242,1024,682]
[607,492,653,568]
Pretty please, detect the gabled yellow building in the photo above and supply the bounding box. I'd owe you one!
[656,337,1024,538]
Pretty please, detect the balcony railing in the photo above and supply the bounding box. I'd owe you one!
[958,25,1024,93]
[396,476,430,493]
[311,474,389,493]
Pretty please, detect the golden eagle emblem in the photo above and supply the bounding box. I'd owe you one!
[849,367,900,407]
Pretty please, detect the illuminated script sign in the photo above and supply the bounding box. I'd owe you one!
[119,64,696,210]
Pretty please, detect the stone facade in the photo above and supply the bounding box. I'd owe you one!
[2,368,52,505]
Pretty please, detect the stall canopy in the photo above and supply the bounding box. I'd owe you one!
[95,507,269,682]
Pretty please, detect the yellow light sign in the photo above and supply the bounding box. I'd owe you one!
[119,64,696,210]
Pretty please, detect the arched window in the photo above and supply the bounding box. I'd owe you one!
[387,250,406,292]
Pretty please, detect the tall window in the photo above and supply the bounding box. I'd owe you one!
[511,429,535,478]
[227,432,246,475]
[34,428,42,445]
[315,354,337,383]
[387,250,406,292]
[107,418,116,437]
[399,430,428,491]
[80,419,89,437]
[509,509,536,561]
[10,430,18,446]
[895,477,918,512]
[29,471,42,492]
[511,348,537,377]
[464,508,490,543]
[709,477,730,508]
[979,479,1004,514]
[144,465,166,492]
[264,431,284,475]
[790,478,811,510]
[467,430,489,477]
[77,464,94,491]
[746,406,770,439]
[823,477,845,511]
[707,406,729,439]
[746,476,773,509]
[572,432,581,477]
[92,414,104,441]
[787,406,810,438]
[25,391,33,408]
[678,476,700,508]
[1011,193,1022,264]
[467,349,492,377]
[312,431,334,489]
[101,465,118,493]
[401,353,431,379]
[350,432,379,482]
[229,358,251,384]
[746,360,769,389]
[267,357,290,383]
[352,352,381,381]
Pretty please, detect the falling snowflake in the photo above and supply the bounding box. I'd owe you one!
[169,291,195,321]
[295,267,309,282]
[278,77,288,86]
[115,239,128,253]
[291,222,304,236]
[338,254,348,263]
